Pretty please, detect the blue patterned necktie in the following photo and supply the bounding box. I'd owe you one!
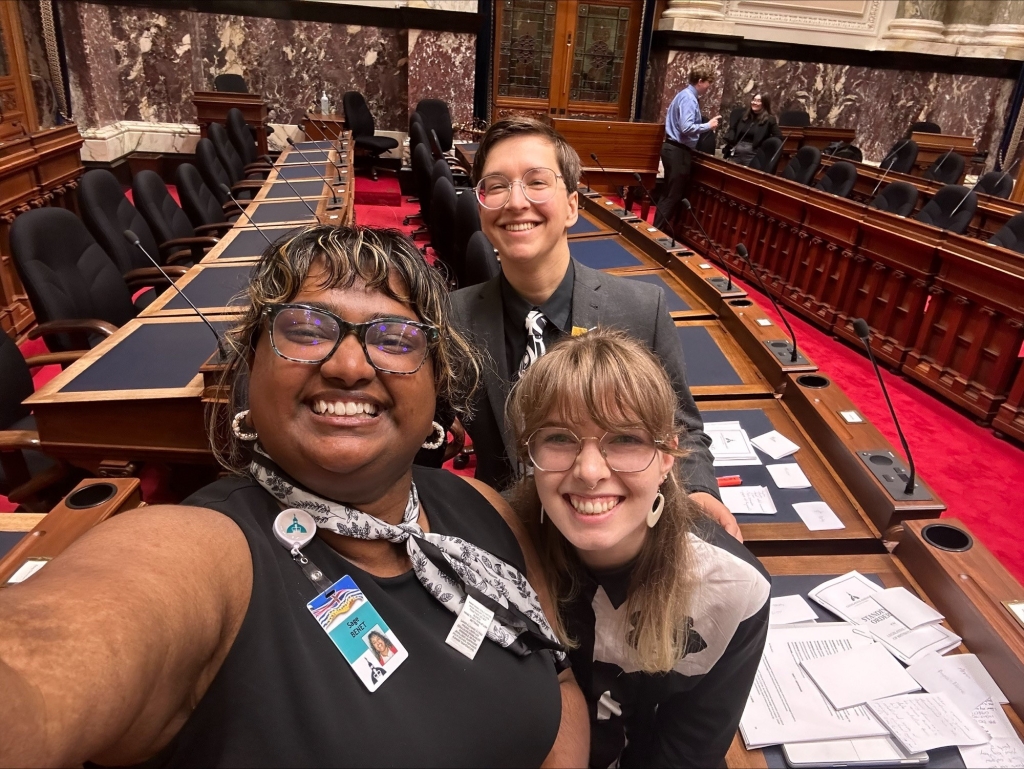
[518,309,549,377]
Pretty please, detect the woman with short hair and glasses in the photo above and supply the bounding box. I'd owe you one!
[0,225,588,767]
[506,329,771,769]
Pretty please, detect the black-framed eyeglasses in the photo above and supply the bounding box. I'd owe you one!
[526,427,664,473]
[264,303,439,374]
[475,167,564,209]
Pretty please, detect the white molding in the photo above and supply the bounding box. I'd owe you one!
[725,0,884,36]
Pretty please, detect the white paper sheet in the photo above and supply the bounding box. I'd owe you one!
[802,643,921,710]
[720,485,778,515]
[705,421,762,466]
[873,587,944,629]
[793,501,845,531]
[766,463,812,489]
[739,625,890,749]
[867,693,990,753]
[962,700,1024,768]
[957,654,1009,705]
[783,737,917,765]
[770,595,820,625]
[907,652,990,714]
[750,429,801,459]
[971,698,1018,741]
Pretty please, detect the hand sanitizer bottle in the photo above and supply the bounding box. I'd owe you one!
[321,91,330,115]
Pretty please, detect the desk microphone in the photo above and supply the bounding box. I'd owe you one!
[590,152,613,193]
[949,183,977,218]
[767,134,791,174]
[220,183,274,247]
[852,317,917,495]
[735,243,805,364]
[985,156,1020,196]
[869,139,913,198]
[927,146,957,181]
[286,137,341,206]
[123,230,226,359]
[681,198,735,291]
[632,171,678,248]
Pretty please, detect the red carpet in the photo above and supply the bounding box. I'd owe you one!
[354,176,402,207]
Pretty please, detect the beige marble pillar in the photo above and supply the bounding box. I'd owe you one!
[885,0,947,42]
[986,1,1024,48]
[658,0,735,35]
[942,0,993,45]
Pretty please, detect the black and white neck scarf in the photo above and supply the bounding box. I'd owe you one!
[250,447,565,662]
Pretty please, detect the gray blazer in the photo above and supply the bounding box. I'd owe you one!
[451,260,719,497]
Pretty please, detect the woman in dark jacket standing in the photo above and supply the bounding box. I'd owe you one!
[723,93,781,165]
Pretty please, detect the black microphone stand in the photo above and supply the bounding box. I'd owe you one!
[681,198,738,293]
[220,184,275,247]
[735,243,809,365]
[286,137,341,208]
[870,139,910,198]
[631,171,682,250]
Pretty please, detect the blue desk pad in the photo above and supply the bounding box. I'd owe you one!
[163,265,253,311]
[623,273,693,313]
[215,227,301,259]
[568,216,602,236]
[279,151,331,165]
[568,238,643,269]
[0,531,25,560]
[763,573,964,769]
[248,200,318,225]
[676,325,743,386]
[60,321,233,393]
[275,163,331,180]
[294,140,334,151]
[699,408,825,524]
[263,180,325,199]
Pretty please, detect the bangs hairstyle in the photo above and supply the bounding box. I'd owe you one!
[208,225,481,473]
[472,117,582,193]
[506,329,700,673]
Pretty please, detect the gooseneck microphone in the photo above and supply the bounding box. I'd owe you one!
[590,152,612,191]
[219,183,274,247]
[767,133,791,174]
[286,137,340,205]
[272,169,320,217]
[632,171,678,248]
[681,198,735,291]
[852,318,917,495]
[869,139,913,199]
[122,230,226,359]
[735,243,804,364]
[928,146,956,179]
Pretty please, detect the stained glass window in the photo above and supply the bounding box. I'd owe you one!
[497,0,556,100]
[571,4,629,103]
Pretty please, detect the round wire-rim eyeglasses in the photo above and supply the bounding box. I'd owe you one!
[475,167,564,210]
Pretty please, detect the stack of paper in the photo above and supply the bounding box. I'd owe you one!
[705,421,760,466]
[801,643,921,709]
[867,693,989,753]
[750,430,800,459]
[719,486,777,514]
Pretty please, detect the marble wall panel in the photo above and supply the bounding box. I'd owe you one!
[644,49,1013,166]
[407,30,475,128]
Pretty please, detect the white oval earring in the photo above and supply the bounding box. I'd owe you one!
[232,409,258,441]
[540,506,546,524]
[647,492,665,528]
[421,421,445,450]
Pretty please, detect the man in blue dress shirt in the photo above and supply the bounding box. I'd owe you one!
[657,67,720,230]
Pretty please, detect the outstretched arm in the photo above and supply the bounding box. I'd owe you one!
[0,505,251,767]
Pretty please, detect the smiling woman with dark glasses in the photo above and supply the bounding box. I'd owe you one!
[0,225,587,768]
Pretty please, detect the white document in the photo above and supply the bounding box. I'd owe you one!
[844,595,960,664]
[873,587,944,629]
[739,625,890,749]
[907,652,990,714]
[794,501,845,531]
[720,486,777,515]
[867,693,990,753]
[809,571,883,618]
[770,595,820,625]
[766,463,812,489]
[957,654,1009,705]
[705,421,762,466]
[783,737,919,765]
[801,643,920,710]
[962,699,1024,767]
[750,429,801,459]
[971,698,1018,741]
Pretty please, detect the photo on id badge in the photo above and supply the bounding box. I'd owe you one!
[307,575,408,692]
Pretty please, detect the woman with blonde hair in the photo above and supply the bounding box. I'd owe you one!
[507,329,770,768]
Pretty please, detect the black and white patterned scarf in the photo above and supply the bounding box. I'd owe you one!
[250,447,565,662]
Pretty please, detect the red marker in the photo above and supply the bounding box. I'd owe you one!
[716,475,743,487]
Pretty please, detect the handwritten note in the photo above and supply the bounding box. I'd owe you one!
[720,486,778,515]
[751,430,801,459]
[867,693,990,753]
[794,501,845,531]
[767,463,812,489]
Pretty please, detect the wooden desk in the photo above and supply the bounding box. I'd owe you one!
[454,142,478,170]
[566,235,660,273]
[567,208,617,240]
[192,91,268,156]
[910,131,976,182]
[606,268,716,321]
[675,321,773,399]
[138,263,253,318]
[302,112,347,142]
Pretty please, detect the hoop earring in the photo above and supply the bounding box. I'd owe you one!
[540,506,545,524]
[421,421,445,450]
[232,410,258,441]
[647,493,665,528]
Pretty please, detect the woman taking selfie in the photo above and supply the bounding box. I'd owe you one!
[0,226,586,768]
[723,93,781,165]
[507,330,770,768]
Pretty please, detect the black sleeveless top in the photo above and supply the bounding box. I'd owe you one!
[151,467,561,767]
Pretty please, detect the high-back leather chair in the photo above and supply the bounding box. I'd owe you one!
[869,182,918,217]
[415,99,454,155]
[343,91,398,181]
[909,121,941,135]
[227,107,269,169]
[464,231,500,287]
[175,163,238,232]
[430,177,460,285]
[814,161,857,198]
[131,170,223,260]
[924,150,965,185]
[195,137,261,205]
[913,185,977,234]
[987,212,1024,253]
[750,137,783,174]
[214,73,248,93]
[782,146,821,186]
[410,143,436,241]
[209,121,269,184]
[975,171,1014,199]
[779,110,810,127]
[454,188,481,271]
[79,169,165,274]
[882,139,919,174]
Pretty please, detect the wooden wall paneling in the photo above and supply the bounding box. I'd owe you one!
[992,356,1024,445]
[902,239,1024,421]
[0,137,42,337]
[715,162,761,259]
[750,177,808,299]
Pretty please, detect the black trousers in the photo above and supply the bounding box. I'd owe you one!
[656,141,693,230]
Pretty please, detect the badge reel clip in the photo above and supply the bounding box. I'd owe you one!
[273,508,335,595]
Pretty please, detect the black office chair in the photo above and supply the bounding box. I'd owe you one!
[454,188,481,272]
[779,110,811,127]
[975,171,1014,199]
[924,151,965,185]
[10,208,169,352]
[882,139,918,174]
[782,146,821,186]
[132,170,225,259]
[227,107,271,171]
[696,129,717,154]
[430,177,460,286]
[195,137,262,206]
[749,137,783,174]
[343,91,398,181]
[415,99,454,155]
[869,182,918,217]
[411,143,435,240]
[814,161,857,198]
[175,163,240,233]
[908,121,941,136]
[209,121,270,184]
[832,144,863,162]
[0,332,81,511]
[214,73,248,93]
[913,185,977,234]
[464,231,500,287]
[987,212,1024,253]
